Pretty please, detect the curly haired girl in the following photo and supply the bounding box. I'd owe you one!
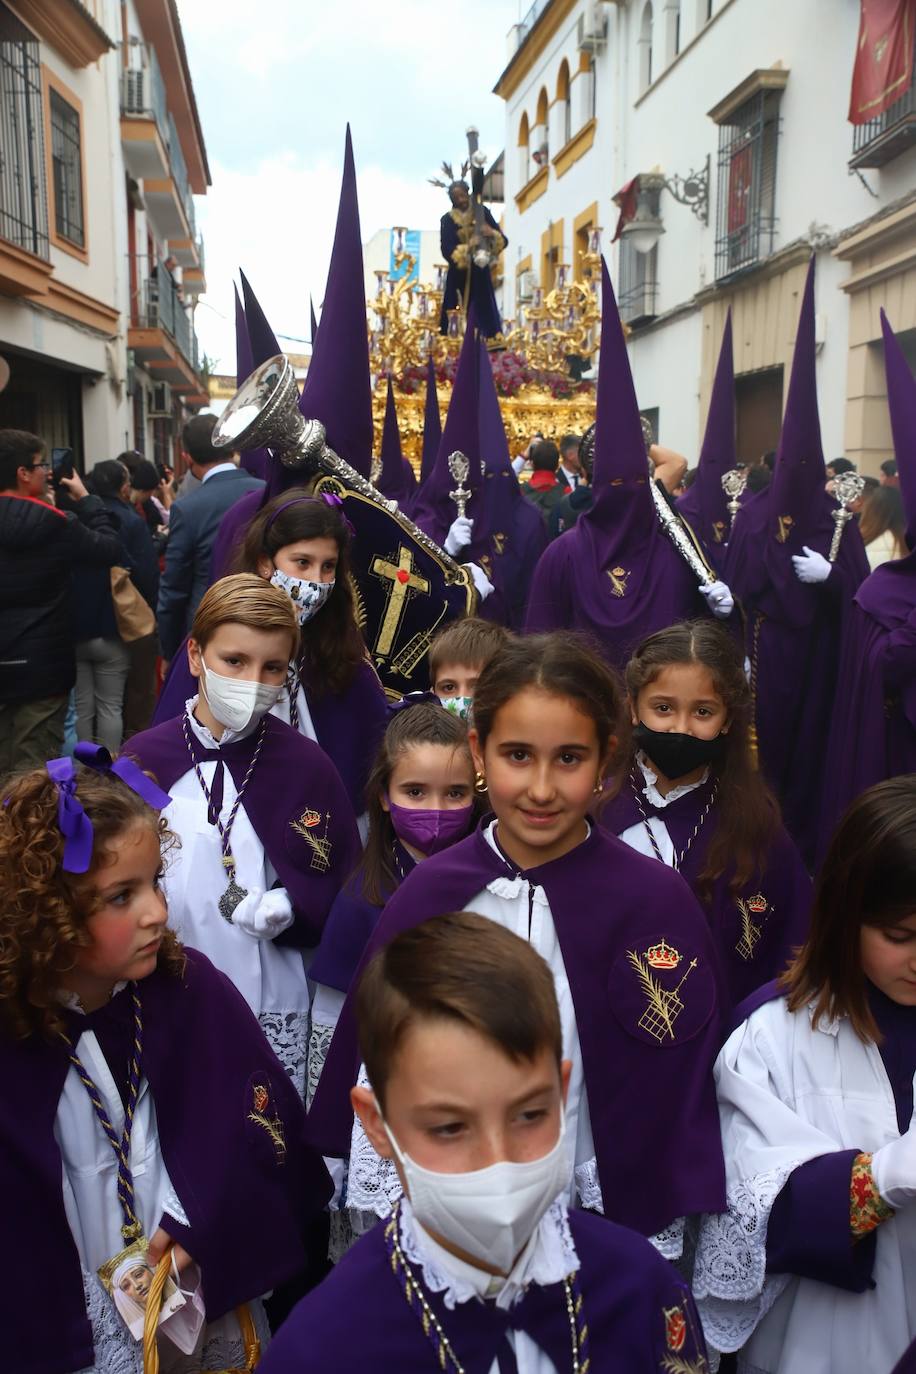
[0,744,329,1372]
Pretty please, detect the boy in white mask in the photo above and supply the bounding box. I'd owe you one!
[126,574,360,1098]
[428,617,511,723]
[263,913,709,1373]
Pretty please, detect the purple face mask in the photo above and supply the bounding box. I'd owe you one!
[386,799,474,855]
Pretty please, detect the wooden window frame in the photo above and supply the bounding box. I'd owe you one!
[42,65,88,262]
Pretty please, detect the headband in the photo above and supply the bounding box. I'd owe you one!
[264,490,352,534]
[46,742,172,874]
[387,691,445,718]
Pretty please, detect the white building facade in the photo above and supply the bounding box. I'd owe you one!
[0,0,209,473]
[496,0,916,472]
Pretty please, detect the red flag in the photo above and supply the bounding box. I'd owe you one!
[612,176,640,243]
[848,0,916,124]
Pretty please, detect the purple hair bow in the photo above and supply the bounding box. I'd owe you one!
[387,691,443,718]
[46,742,172,874]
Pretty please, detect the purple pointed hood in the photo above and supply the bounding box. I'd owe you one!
[296,125,373,481]
[677,312,735,553]
[881,308,916,550]
[376,378,416,504]
[725,257,868,627]
[239,267,283,364]
[234,280,269,479]
[310,295,319,350]
[410,318,487,555]
[420,356,442,486]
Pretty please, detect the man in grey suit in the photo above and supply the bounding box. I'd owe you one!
[156,414,264,659]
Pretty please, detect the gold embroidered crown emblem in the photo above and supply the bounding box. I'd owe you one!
[747,894,767,913]
[298,809,321,829]
[646,938,681,970]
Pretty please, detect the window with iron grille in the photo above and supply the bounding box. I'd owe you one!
[714,87,781,280]
[0,28,49,258]
[50,88,84,248]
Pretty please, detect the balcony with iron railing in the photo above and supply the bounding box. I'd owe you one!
[850,40,916,168]
[0,33,55,297]
[128,253,204,395]
[120,45,199,259]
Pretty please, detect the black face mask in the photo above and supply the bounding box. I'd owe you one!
[633,722,727,781]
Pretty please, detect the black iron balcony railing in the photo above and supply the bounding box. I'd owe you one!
[0,34,50,259]
[850,41,916,168]
[130,254,197,368]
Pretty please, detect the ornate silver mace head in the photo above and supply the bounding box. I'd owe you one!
[721,467,748,519]
[212,354,329,475]
[828,471,866,562]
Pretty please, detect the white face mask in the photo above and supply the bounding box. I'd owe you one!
[383,1107,568,1275]
[270,568,335,626]
[199,657,284,733]
[438,694,474,723]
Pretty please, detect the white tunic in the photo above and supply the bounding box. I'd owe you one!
[162,705,310,1092]
[693,994,916,1373]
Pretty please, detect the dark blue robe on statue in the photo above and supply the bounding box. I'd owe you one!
[439,205,506,340]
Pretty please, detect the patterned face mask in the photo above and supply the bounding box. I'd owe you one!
[270,569,335,626]
[438,695,473,723]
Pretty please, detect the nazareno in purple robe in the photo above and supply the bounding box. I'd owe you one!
[1,949,332,1374]
[730,979,916,1297]
[125,713,361,950]
[600,772,812,1012]
[309,842,416,994]
[676,311,736,577]
[151,651,388,816]
[525,261,713,667]
[258,1207,708,1374]
[816,309,916,860]
[375,378,417,507]
[308,820,727,1240]
[723,259,869,866]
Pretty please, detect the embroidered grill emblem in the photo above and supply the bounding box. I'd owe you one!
[607,566,629,598]
[290,809,333,872]
[248,1081,287,1163]
[776,514,794,544]
[627,946,697,1042]
[736,892,769,961]
[492,532,507,555]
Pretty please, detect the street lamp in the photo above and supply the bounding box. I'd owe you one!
[621,158,710,256]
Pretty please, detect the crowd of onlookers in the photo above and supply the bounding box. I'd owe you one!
[0,415,264,777]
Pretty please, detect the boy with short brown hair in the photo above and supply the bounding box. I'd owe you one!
[263,913,710,1373]
[428,617,511,718]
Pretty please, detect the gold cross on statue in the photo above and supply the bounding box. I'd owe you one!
[372,545,430,659]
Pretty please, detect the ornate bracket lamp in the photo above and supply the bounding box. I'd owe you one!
[621,157,710,257]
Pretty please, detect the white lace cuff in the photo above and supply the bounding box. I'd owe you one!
[162,1186,190,1228]
[307,1019,335,1110]
[649,1216,686,1262]
[574,1157,603,1211]
[692,1164,799,1353]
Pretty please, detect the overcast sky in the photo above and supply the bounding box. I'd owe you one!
[181,0,520,373]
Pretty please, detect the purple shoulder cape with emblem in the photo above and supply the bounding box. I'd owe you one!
[259,1207,709,1374]
[1,949,331,1374]
[125,714,361,948]
[308,822,726,1238]
[601,775,812,1011]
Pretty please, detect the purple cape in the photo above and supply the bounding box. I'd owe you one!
[259,1207,708,1374]
[600,773,812,1011]
[125,714,361,947]
[816,566,916,860]
[2,949,331,1374]
[310,843,416,993]
[308,822,727,1237]
[151,655,388,814]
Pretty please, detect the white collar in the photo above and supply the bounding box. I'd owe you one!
[184,696,260,749]
[200,462,238,484]
[58,981,128,1015]
[399,1197,579,1312]
[636,753,708,809]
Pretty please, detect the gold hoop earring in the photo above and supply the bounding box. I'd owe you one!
[474,772,488,795]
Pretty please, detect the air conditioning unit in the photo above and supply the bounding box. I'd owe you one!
[517,269,536,302]
[149,381,172,417]
[578,1,608,53]
[122,68,146,114]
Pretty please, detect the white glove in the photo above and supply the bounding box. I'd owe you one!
[870,1128,916,1209]
[511,455,527,475]
[232,886,295,940]
[444,516,474,556]
[792,545,832,584]
[744,656,752,681]
[467,562,494,600]
[699,580,735,619]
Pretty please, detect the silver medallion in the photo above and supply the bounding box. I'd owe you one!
[218,875,248,922]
